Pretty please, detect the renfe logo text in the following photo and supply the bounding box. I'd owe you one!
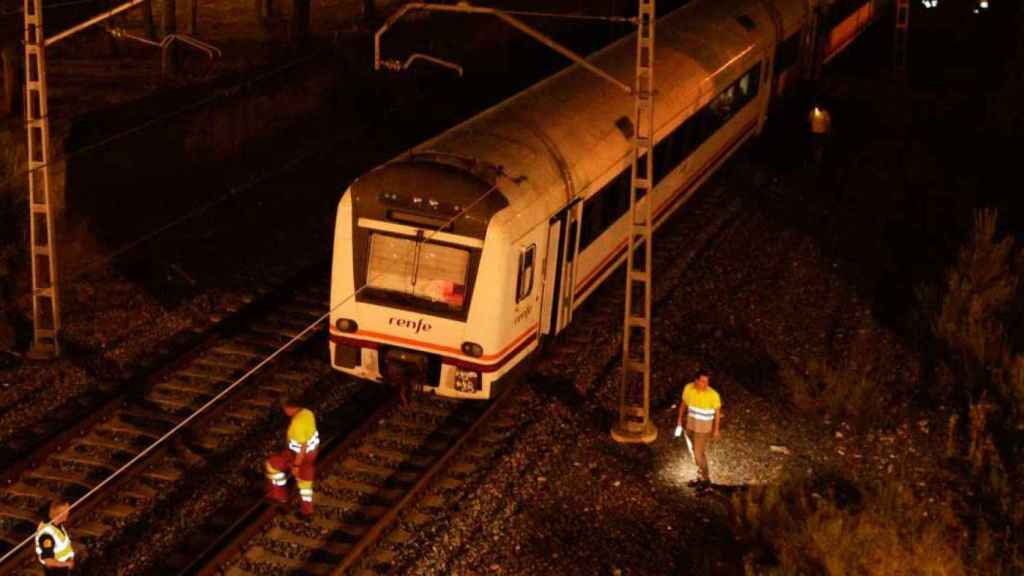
[389,317,432,334]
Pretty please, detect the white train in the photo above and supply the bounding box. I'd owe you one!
[329,0,880,398]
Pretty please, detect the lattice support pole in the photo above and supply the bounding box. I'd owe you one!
[23,0,61,359]
[612,0,657,444]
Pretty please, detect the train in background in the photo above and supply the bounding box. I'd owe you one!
[329,0,884,399]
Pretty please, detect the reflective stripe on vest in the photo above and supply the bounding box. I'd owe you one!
[36,523,74,564]
[689,406,716,421]
[288,431,320,453]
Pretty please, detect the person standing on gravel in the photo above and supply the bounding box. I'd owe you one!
[265,394,319,517]
[35,500,75,575]
[675,371,722,488]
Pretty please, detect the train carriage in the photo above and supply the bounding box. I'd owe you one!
[329,0,881,399]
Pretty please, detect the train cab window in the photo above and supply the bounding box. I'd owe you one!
[366,233,470,312]
[516,244,536,302]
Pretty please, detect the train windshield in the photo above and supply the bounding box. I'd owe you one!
[365,232,470,313]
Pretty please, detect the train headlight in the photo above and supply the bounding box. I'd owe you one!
[335,318,358,333]
[454,368,481,392]
[461,342,484,357]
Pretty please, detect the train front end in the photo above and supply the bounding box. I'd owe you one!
[329,160,513,399]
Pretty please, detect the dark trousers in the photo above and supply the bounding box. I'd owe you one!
[44,567,72,576]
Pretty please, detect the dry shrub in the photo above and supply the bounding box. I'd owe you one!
[934,209,1017,379]
[731,474,965,576]
[926,209,1024,573]
[780,359,886,429]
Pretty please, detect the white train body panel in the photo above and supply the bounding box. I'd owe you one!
[329,0,880,398]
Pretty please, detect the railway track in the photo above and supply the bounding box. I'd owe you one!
[189,379,522,576]
[0,264,333,575]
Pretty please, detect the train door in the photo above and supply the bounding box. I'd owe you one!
[541,200,580,335]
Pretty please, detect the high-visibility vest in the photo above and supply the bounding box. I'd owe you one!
[682,383,721,434]
[35,522,74,564]
[287,408,319,453]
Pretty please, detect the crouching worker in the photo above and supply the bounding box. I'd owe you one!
[265,394,319,517]
[36,500,75,575]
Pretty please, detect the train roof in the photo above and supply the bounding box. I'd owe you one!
[377,0,805,237]
[351,160,510,239]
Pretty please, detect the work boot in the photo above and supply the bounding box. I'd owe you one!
[300,500,314,517]
[266,483,288,504]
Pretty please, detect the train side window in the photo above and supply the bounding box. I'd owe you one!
[654,130,681,186]
[615,170,635,213]
[516,244,536,302]
[580,194,603,250]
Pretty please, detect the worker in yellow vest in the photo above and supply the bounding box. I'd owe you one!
[265,394,319,517]
[35,500,75,575]
[675,370,722,488]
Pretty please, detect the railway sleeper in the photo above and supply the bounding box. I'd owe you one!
[193,355,251,370]
[263,313,316,330]
[278,303,325,319]
[418,494,446,509]
[72,519,112,539]
[340,458,395,478]
[326,477,383,496]
[274,371,306,382]
[435,477,464,491]
[51,452,120,471]
[383,528,413,545]
[121,483,159,501]
[230,334,285,351]
[143,396,197,414]
[355,444,415,465]
[5,481,63,502]
[372,428,430,448]
[116,406,180,427]
[159,379,221,396]
[178,370,234,384]
[206,422,244,436]
[403,401,457,419]
[99,502,139,520]
[449,462,478,477]
[248,323,303,341]
[243,394,275,409]
[148,387,206,405]
[240,546,320,573]
[211,344,267,358]
[29,466,93,488]
[0,503,38,524]
[99,420,163,436]
[226,406,266,421]
[143,463,184,482]
[79,432,146,452]
[312,492,359,512]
